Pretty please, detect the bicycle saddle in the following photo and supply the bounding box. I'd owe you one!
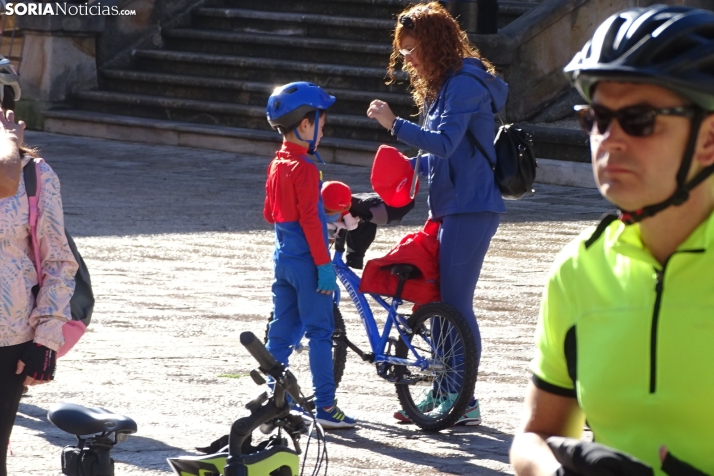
[48,403,137,436]
[386,264,422,280]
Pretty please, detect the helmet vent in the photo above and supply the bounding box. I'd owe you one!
[651,36,699,65]
[285,86,298,94]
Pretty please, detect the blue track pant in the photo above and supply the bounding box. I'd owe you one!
[437,211,500,393]
[266,256,335,408]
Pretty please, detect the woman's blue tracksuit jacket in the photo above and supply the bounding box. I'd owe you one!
[392,58,509,371]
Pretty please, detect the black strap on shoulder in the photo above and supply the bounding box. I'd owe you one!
[464,127,495,169]
[23,160,38,198]
[445,71,497,169]
[584,213,619,249]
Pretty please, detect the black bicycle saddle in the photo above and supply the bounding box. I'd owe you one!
[387,264,422,280]
[48,403,137,436]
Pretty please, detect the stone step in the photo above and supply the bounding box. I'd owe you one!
[191,8,395,42]
[162,28,392,69]
[498,1,538,28]
[43,110,592,188]
[100,69,417,118]
[210,0,413,20]
[133,49,408,94]
[43,109,394,166]
[73,91,396,143]
[210,0,537,28]
[520,124,590,163]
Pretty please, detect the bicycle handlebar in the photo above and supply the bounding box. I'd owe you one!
[240,331,283,379]
[240,331,309,410]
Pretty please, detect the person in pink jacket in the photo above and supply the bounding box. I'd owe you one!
[0,70,78,476]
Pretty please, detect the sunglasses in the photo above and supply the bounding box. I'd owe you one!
[398,14,415,30]
[574,104,696,137]
[398,44,418,56]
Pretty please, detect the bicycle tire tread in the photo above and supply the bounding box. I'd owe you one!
[393,302,479,431]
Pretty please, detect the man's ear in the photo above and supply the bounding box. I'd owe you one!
[696,113,714,167]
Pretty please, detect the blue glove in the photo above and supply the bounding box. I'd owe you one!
[316,263,337,293]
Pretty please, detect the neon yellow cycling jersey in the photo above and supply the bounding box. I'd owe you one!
[532,211,714,475]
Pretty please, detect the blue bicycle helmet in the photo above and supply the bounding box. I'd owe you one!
[564,5,714,224]
[266,82,335,157]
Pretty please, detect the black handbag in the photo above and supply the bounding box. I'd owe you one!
[458,72,538,200]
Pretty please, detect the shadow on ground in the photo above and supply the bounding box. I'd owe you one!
[15,402,189,473]
[327,420,512,474]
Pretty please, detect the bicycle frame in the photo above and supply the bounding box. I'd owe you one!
[331,251,436,372]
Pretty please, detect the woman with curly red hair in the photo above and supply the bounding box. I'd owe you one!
[367,2,508,427]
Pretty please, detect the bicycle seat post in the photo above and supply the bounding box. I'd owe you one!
[95,447,113,476]
[388,264,421,302]
[394,276,407,302]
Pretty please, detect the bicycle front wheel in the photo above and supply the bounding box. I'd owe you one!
[394,302,478,431]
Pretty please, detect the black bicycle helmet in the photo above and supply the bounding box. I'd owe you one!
[564,4,714,224]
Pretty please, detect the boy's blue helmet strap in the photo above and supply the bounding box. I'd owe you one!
[266,82,335,132]
[293,110,325,163]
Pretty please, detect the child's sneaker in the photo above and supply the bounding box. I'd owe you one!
[393,392,442,423]
[424,392,459,420]
[454,399,482,426]
[315,400,356,429]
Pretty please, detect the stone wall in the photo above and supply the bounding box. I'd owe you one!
[16,0,208,129]
[96,0,207,69]
[473,0,714,122]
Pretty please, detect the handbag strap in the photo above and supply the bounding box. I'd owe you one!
[23,158,45,287]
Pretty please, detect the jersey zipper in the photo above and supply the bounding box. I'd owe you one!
[649,262,667,394]
[649,249,705,394]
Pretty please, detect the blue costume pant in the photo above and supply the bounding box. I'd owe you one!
[266,256,335,408]
[436,211,500,394]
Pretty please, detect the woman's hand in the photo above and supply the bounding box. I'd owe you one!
[367,100,397,131]
[16,343,56,385]
[0,108,25,146]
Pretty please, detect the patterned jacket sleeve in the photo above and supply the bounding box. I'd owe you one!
[29,161,79,351]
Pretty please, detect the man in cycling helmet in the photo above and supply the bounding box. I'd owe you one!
[510,5,714,476]
[263,82,356,429]
[0,56,23,198]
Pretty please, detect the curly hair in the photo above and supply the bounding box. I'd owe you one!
[387,2,496,110]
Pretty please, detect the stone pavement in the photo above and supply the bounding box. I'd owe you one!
[8,131,611,475]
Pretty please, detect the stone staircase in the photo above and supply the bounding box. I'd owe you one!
[44,0,542,165]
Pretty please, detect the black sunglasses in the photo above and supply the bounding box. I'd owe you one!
[574,104,696,137]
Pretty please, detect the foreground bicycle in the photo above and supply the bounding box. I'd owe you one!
[48,331,326,476]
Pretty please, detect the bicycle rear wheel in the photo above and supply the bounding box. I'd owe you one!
[264,304,347,393]
[394,302,478,431]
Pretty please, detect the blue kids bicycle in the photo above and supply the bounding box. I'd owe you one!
[329,230,478,431]
[266,230,478,431]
